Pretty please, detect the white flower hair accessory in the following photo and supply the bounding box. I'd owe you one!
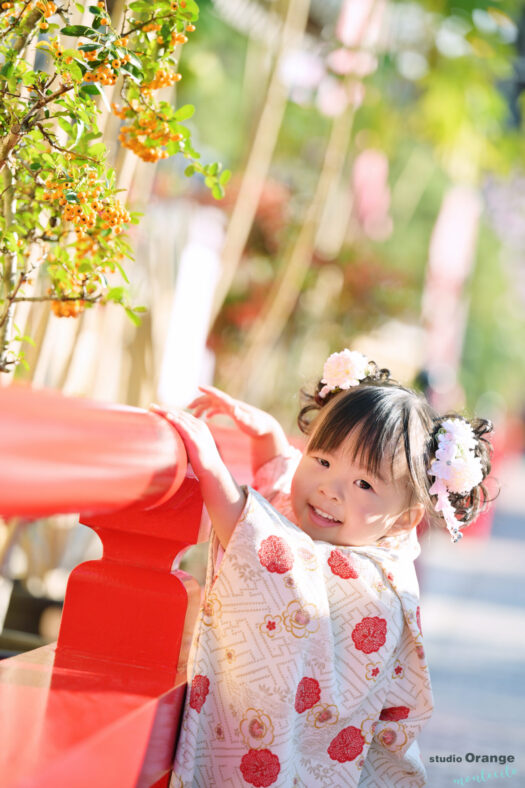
[319,349,371,398]
[428,418,483,543]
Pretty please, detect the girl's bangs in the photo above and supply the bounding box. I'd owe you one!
[307,388,409,481]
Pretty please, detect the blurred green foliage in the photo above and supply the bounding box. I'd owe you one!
[175,0,524,416]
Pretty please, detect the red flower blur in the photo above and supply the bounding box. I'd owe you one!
[189,674,210,713]
[240,748,281,787]
[258,535,294,574]
[327,726,365,763]
[379,706,410,721]
[294,677,321,713]
[351,616,387,654]
[328,549,359,579]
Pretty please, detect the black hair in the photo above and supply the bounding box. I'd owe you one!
[297,363,494,533]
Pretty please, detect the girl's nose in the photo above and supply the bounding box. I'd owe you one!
[319,483,341,503]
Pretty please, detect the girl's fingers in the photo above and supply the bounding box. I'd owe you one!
[198,385,233,404]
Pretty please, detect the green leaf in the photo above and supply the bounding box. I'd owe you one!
[57,117,74,136]
[125,307,141,326]
[0,61,14,78]
[212,184,225,200]
[174,104,195,122]
[184,164,195,177]
[106,286,125,301]
[114,259,130,283]
[75,2,84,12]
[22,71,37,86]
[67,62,83,81]
[89,4,102,14]
[29,161,41,171]
[128,0,151,10]
[219,169,231,186]
[79,83,100,95]
[61,24,97,37]
[73,118,85,147]
[87,142,106,157]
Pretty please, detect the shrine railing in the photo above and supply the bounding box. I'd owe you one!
[0,384,252,788]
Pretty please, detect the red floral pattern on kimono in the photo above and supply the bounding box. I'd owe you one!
[171,448,433,787]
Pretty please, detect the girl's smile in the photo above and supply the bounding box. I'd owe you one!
[290,431,423,547]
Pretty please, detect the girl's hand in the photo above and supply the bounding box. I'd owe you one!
[149,404,246,550]
[189,386,281,438]
[188,386,291,474]
[149,405,221,478]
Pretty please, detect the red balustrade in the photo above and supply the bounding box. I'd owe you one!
[0,384,255,788]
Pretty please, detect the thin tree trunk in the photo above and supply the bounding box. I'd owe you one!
[228,98,356,399]
[210,0,311,323]
[0,162,18,372]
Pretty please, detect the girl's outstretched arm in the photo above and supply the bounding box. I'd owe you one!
[188,385,290,474]
[150,406,245,549]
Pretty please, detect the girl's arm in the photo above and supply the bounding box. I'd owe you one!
[150,406,245,549]
[189,386,290,474]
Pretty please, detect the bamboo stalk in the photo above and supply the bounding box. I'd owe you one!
[228,97,356,399]
[209,0,311,324]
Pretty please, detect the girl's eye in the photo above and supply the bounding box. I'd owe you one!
[356,479,372,490]
[315,457,330,468]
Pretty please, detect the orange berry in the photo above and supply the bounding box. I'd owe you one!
[186,23,195,32]
[39,20,49,29]
[100,17,110,25]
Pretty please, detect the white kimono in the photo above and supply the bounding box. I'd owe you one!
[172,448,433,787]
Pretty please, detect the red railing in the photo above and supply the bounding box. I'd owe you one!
[0,385,252,788]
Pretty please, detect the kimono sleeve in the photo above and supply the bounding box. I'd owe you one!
[252,444,303,500]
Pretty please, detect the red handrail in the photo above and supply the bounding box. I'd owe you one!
[0,384,188,517]
[0,385,210,788]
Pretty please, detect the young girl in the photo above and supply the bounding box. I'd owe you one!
[152,349,492,788]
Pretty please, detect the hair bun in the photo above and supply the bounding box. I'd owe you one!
[428,415,495,536]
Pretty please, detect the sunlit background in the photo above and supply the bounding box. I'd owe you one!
[1,1,524,784]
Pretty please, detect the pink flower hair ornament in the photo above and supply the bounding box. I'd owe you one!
[428,419,483,543]
[319,349,371,398]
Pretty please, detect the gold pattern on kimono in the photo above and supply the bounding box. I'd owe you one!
[259,614,283,639]
[377,721,409,752]
[283,600,320,638]
[201,593,222,626]
[360,715,379,743]
[391,658,404,679]
[365,661,381,681]
[373,580,387,595]
[240,708,275,749]
[306,703,339,728]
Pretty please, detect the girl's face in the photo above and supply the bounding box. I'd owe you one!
[290,430,422,547]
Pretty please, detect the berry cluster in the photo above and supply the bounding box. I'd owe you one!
[117,110,182,162]
[42,173,130,238]
[33,0,56,28]
[81,40,131,84]
[50,299,85,318]
[141,67,182,92]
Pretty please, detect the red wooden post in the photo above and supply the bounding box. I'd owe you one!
[0,385,208,787]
